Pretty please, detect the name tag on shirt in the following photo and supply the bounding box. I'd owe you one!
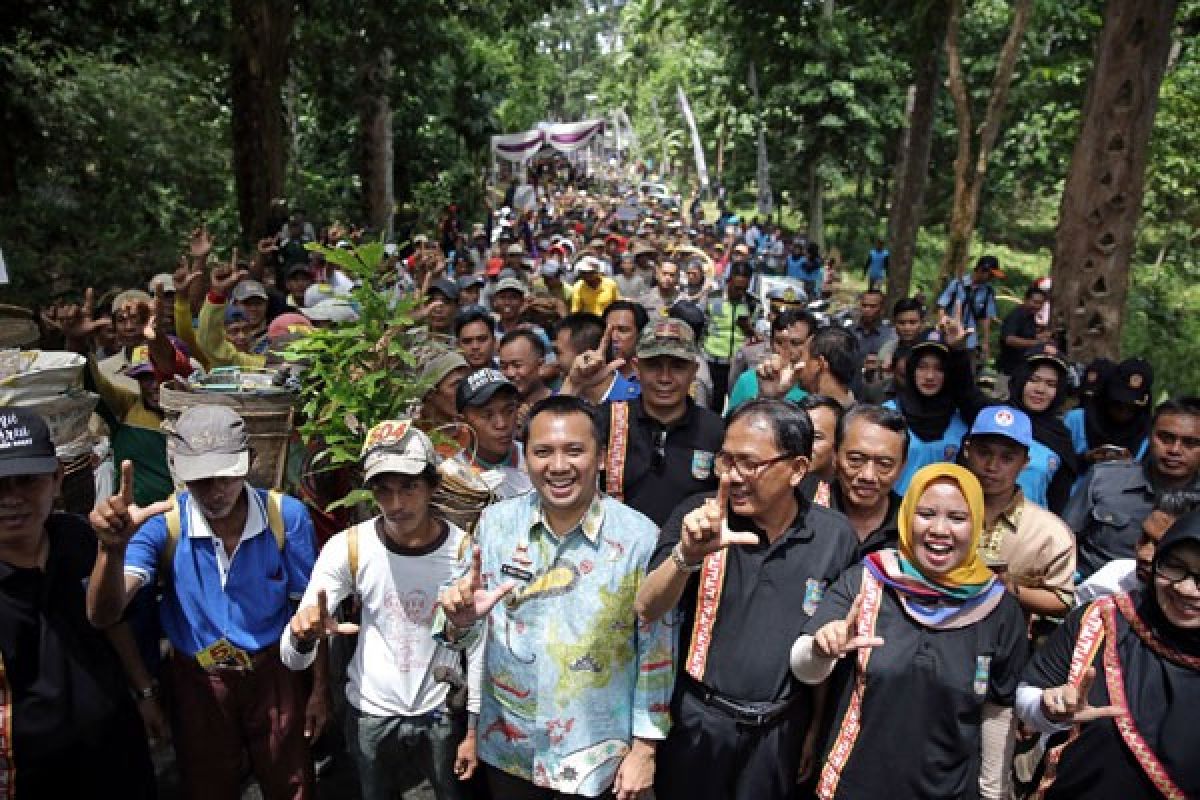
[501,563,535,583]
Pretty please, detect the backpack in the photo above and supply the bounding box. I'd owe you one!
[160,490,287,583]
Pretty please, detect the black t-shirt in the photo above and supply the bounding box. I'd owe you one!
[0,513,153,798]
[598,399,725,527]
[1021,597,1200,799]
[651,492,858,703]
[998,306,1038,374]
[803,565,1028,799]
[798,476,900,560]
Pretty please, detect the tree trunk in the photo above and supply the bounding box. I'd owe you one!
[939,0,1034,282]
[229,0,291,244]
[1050,0,1178,361]
[808,158,825,253]
[886,18,944,306]
[359,47,395,240]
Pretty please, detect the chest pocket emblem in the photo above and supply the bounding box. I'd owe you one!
[692,450,714,480]
[973,655,992,698]
[802,578,826,616]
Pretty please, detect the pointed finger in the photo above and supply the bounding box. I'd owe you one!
[598,325,613,358]
[84,287,95,318]
[1076,666,1096,701]
[480,581,517,613]
[715,475,731,521]
[847,635,884,651]
[333,622,360,636]
[719,527,759,548]
[1076,705,1125,722]
[137,499,175,522]
[468,545,483,588]
[317,589,330,619]
[119,460,135,504]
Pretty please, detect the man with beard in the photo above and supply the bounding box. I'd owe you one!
[87,405,324,800]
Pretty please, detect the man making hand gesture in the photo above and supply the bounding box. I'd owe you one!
[635,398,858,800]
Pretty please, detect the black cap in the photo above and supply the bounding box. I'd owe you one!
[286,263,314,278]
[426,277,460,302]
[1023,342,1068,374]
[0,408,58,478]
[1106,358,1153,406]
[456,368,517,413]
[1080,357,1116,398]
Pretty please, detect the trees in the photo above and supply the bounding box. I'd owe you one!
[1050,0,1179,361]
[939,0,1035,281]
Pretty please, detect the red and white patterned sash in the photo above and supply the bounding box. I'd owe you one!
[605,402,630,501]
[685,548,729,681]
[0,653,13,799]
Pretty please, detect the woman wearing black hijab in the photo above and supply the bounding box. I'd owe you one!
[1064,357,1154,467]
[1017,510,1200,798]
[1005,344,1079,513]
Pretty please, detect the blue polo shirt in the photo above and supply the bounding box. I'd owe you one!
[124,486,316,657]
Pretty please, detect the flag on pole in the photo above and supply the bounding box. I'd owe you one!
[676,85,710,190]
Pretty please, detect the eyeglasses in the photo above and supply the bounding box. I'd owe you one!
[1153,558,1200,587]
[713,451,791,479]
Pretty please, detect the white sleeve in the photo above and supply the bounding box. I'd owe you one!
[1015,683,1072,734]
[789,635,839,685]
[465,617,487,716]
[277,531,355,672]
[979,702,1016,800]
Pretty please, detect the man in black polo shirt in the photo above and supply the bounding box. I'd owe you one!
[801,403,907,558]
[594,318,725,526]
[0,409,155,798]
[635,399,857,799]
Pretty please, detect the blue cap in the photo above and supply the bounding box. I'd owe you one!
[969,405,1033,448]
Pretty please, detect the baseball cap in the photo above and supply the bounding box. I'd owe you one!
[505,243,525,256]
[456,368,517,412]
[303,283,336,308]
[412,233,430,245]
[0,409,59,478]
[631,240,657,257]
[148,273,176,294]
[636,319,699,361]
[575,256,601,273]
[1023,342,1068,374]
[540,261,562,278]
[304,299,359,323]
[458,274,485,291]
[361,419,438,483]
[911,329,950,356]
[168,405,250,483]
[767,285,808,307]
[286,262,315,279]
[426,277,460,302]
[493,277,529,297]
[969,405,1033,449]
[1079,357,1116,399]
[1107,358,1153,406]
[113,289,153,314]
[232,279,269,303]
[419,349,469,391]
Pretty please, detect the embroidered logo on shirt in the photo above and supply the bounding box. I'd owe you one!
[691,450,714,480]
[802,578,827,616]
[973,655,992,698]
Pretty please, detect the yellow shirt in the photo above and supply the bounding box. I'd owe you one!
[569,276,620,316]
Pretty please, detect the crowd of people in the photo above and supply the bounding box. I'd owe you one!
[3,167,1199,800]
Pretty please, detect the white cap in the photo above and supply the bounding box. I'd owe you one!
[361,420,438,483]
[304,299,359,323]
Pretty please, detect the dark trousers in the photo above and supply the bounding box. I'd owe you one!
[485,766,613,800]
[708,360,731,412]
[166,649,314,800]
[655,686,808,800]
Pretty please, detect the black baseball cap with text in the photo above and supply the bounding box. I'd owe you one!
[0,409,58,478]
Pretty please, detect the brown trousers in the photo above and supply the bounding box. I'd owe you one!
[166,648,314,800]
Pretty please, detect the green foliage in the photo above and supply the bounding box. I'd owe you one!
[280,241,428,472]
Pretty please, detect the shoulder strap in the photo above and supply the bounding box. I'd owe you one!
[816,571,885,800]
[160,492,183,585]
[347,523,360,589]
[605,402,631,502]
[265,489,286,551]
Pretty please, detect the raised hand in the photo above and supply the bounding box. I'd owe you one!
[188,225,213,260]
[289,588,361,645]
[1040,667,1125,725]
[937,312,971,349]
[678,477,760,564]
[59,287,112,346]
[812,589,886,660]
[565,326,625,392]
[438,545,516,630]
[89,461,175,551]
[756,353,804,399]
[210,248,248,297]
[257,237,279,255]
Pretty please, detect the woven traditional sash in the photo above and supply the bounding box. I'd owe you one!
[684,548,729,681]
[1113,591,1200,671]
[816,571,884,800]
[1036,593,1189,799]
[0,653,12,799]
[605,402,630,501]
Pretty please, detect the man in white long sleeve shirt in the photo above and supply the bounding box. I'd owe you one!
[281,420,481,800]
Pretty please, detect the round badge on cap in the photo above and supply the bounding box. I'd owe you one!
[994,409,1014,427]
[1130,374,1143,389]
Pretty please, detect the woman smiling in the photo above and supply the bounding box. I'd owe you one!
[790,463,1027,799]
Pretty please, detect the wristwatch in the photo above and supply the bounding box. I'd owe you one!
[671,542,703,574]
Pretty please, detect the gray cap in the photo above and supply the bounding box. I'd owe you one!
[232,280,269,302]
[493,276,529,296]
[361,419,439,483]
[168,405,250,483]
